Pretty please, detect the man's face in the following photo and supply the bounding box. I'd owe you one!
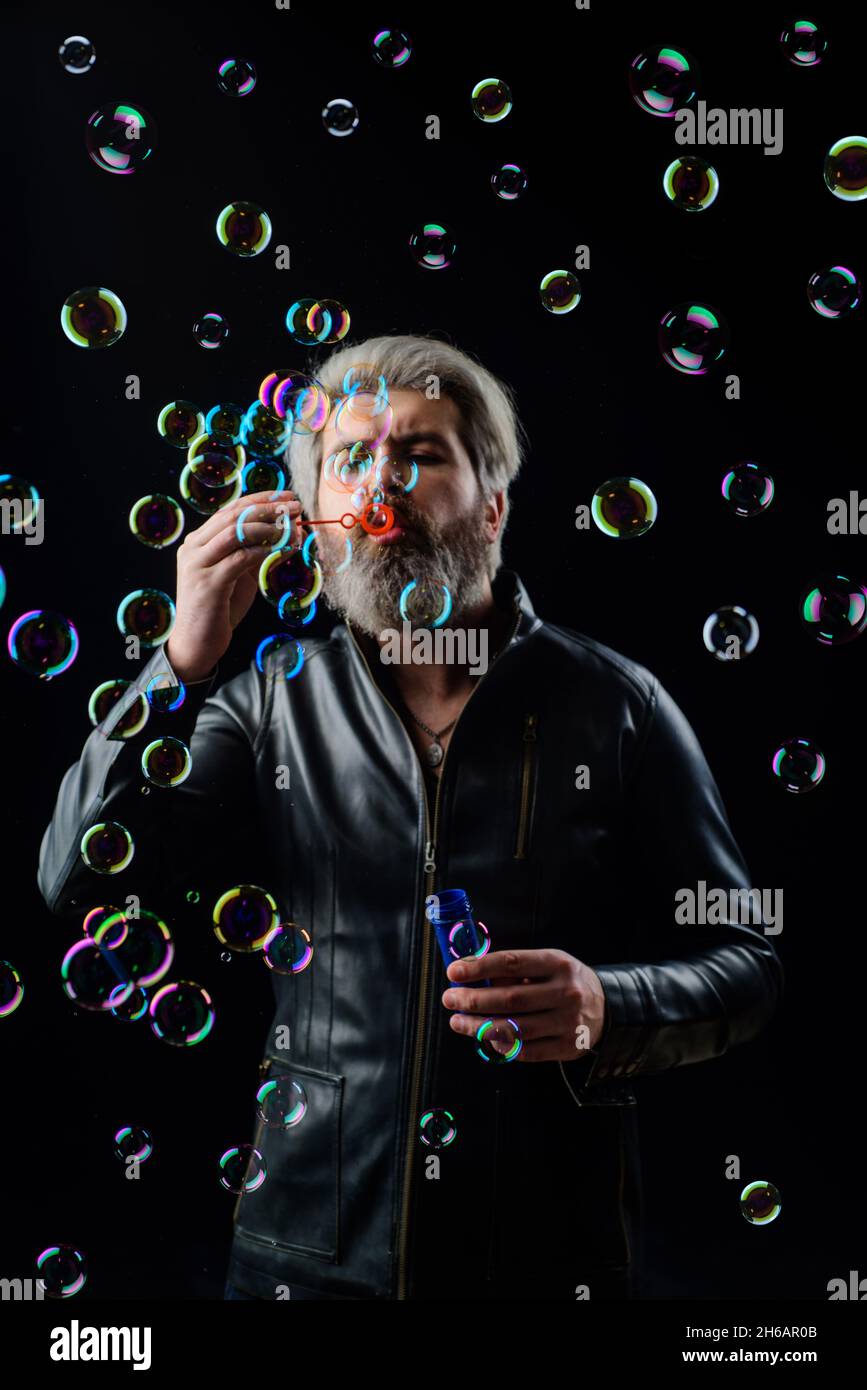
[311,387,503,637]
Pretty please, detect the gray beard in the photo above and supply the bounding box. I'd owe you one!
[314,493,491,637]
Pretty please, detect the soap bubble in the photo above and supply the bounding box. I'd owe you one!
[540,270,581,314]
[772,737,825,793]
[141,736,192,788]
[740,1180,782,1224]
[263,923,313,974]
[216,201,272,255]
[256,1076,307,1129]
[59,36,95,74]
[255,634,305,678]
[399,579,452,627]
[721,462,775,516]
[61,936,133,1011]
[193,312,229,349]
[807,265,861,319]
[0,474,40,531]
[409,224,456,270]
[158,401,204,448]
[188,434,244,489]
[116,589,176,647]
[591,477,657,538]
[107,913,174,990]
[375,455,419,494]
[110,984,148,1021]
[662,155,719,210]
[492,163,527,199]
[88,681,149,739]
[129,494,184,548]
[824,137,867,202]
[285,298,333,345]
[179,464,242,515]
[7,610,79,678]
[278,594,317,630]
[702,605,759,661]
[217,58,256,95]
[242,459,286,493]
[82,906,128,948]
[241,402,290,456]
[80,821,134,874]
[219,1145,266,1193]
[258,548,322,609]
[0,961,24,1018]
[322,98,359,136]
[85,102,156,174]
[146,674,186,712]
[372,29,412,67]
[779,19,827,66]
[114,1126,153,1163]
[629,46,699,116]
[205,404,244,445]
[61,286,126,348]
[419,1108,457,1149]
[799,574,867,644]
[659,302,729,374]
[213,885,279,952]
[36,1246,87,1298]
[471,77,512,123]
[150,981,215,1046]
[476,1017,522,1063]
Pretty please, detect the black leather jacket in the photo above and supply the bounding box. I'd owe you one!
[37,569,783,1301]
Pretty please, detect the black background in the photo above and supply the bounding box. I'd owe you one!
[2,0,865,1300]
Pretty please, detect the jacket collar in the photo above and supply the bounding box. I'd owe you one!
[492,568,544,647]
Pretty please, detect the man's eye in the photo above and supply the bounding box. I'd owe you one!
[408,454,440,464]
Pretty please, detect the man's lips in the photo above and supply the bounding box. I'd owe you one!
[367,518,415,544]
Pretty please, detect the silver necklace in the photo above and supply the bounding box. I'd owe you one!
[404,709,458,767]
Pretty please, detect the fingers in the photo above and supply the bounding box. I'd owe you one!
[186,499,305,570]
[447,1011,575,1045]
[183,491,302,552]
[442,981,554,1016]
[445,948,568,985]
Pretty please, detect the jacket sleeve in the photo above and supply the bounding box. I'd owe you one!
[37,645,268,926]
[582,675,783,1086]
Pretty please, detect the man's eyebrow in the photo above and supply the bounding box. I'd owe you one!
[387,431,451,450]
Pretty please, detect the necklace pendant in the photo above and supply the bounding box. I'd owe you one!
[427,741,444,767]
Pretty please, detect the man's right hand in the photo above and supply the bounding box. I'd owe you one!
[165,490,304,683]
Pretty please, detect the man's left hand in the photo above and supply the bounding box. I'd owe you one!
[442,948,607,1063]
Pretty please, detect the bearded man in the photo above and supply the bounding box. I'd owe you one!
[37,334,783,1302]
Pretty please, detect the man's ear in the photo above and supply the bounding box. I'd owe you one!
[483,488,506,543]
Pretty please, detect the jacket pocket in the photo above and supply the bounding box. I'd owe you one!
[233,1054,344,1263]
[514,712,539,859]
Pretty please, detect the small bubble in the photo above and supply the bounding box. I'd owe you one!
[629,46,700,117]
[61,287,127,348]
[217,58,257,96]
[85,102,156,174]
[807,265,861,318]
[193,312,230,349]
[540,270,581,314]
[779,19,827,66]
[771,737,825,793]
[740,1180,781,1224]
[59,36,95,75]
[471,78,512,123]
[322,98,359,136]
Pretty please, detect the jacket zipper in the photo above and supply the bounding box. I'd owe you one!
[346,612,522,1299]
[514,712,538,859]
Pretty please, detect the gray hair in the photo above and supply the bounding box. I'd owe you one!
[284,333,527,579]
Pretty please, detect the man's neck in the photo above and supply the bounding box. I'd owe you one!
[357,582,513,705]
